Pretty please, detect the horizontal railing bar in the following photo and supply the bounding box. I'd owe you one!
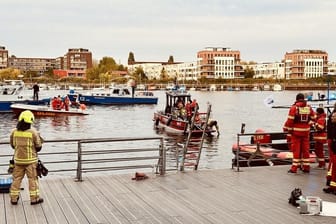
[81,156,160,164]
[81,148,159,155]
[82,165,154,172]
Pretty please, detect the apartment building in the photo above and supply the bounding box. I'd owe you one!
[8,56,56,74]
[0,46,8,69]
[197,47,243,79]
[284,50,328,79]
[252,62,285,79]
[63,48,92,70]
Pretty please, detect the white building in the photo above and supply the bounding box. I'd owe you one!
[252,62,285,79]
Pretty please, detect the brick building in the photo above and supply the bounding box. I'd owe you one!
[197,47,243,79]
[284,50,328,79]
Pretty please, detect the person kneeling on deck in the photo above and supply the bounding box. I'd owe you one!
[284,93,316,174]
[9,110,44,205]
[313,107,327,169]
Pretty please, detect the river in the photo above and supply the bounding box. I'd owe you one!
[0,89,325,170]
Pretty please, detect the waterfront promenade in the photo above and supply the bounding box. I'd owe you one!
[1,165,335,224]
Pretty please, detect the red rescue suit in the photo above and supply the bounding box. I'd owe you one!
[313,112,327,168]
[325,111,336,193]
[284,99,316,173]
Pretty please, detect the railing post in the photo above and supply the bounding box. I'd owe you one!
[160,138,166,175]
[76,141,83,181]
[236,134,240,172]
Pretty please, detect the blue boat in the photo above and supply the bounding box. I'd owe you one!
[67,85,158,105]
[0,80,50,112]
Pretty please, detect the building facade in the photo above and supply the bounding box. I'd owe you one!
[284,50,328,79]
[0,46,8,69]
[197,47,243,79]
[252,62,285,79]
[8,56,56,75]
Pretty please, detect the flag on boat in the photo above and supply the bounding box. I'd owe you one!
[263,95,274,108]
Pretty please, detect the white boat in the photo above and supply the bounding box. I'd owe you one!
[209,84,217,91]
[273,84,282,91]
[165,82,175,90]
[68,84,158,105]
[263,84,271,91]
[0,80,27,112]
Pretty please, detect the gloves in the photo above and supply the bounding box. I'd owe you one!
[7,159,14,174]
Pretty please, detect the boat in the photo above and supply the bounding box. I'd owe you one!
[0,80,47,112]
[272,84,282,91]
[232,129,318,167]
[67,84,158,105]
[11,103,89,117]
[209,84,217,91]
[153,86,219,136]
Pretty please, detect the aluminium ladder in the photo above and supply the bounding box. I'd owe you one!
[180,103,212,171]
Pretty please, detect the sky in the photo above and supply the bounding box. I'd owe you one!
[1,0,336,65]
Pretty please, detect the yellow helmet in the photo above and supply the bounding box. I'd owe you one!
[18,110,35,124]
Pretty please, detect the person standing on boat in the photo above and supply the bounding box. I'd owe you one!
[63,95,70,111]
[9,110,44,205]
[33,83,39,101]
[284,93,316,174]
[324,103,336,194]
[313,107,327,169]
[130,79,136,98]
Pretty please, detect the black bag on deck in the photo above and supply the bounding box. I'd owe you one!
[36,160,48,178]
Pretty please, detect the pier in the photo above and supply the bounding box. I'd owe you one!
[1,166,335,223]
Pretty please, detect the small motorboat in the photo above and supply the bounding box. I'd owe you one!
[67,84,158,105]
[11,103,89,117]
[232,129,318,167]
[153,85,219,136]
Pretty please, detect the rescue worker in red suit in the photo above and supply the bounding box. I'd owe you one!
[9,110,44,205]
[283,93,316,173]
[313,107,327,169]
[185,99,193,122]
[324,103,336,194]
[63,95,70,111]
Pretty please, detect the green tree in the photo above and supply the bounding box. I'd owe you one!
[243,66,255,79]
[0,68,21,80]
[128,52,135,65]
[168,55,174,64]
[133,67,147,81]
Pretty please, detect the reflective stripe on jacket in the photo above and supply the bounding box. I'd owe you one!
[10,128,42,165]
[313,112,327,143]
[284,100,316,137]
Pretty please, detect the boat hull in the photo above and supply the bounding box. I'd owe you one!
[11,104,89,117]
[232,143,316,167]
[153,112,215,136]
[68,93,158,105]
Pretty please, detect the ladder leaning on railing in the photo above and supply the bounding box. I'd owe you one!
[180,103,212,171]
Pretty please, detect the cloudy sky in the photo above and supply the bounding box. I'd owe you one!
[1,0,335,64]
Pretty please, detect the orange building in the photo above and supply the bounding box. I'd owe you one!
[284,50,328,79]
[197,47,243,79]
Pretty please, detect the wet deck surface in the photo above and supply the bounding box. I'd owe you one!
[1,165,336,224]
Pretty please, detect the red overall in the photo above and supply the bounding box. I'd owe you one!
[284,100,316,173]
[313,112,327,168]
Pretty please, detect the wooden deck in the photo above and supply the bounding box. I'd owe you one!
[1,165,335,224]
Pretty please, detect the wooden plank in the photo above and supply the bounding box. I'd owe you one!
[1,166,336,223]
[61,177,109,224]
[39,178,68,224]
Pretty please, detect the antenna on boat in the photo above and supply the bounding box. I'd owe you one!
[240,123,245,134]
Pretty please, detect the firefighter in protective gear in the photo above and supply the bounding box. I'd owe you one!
[9,110,44,205]
[324,103,336,194]
[313,107,327,169]
[283,93,316,173]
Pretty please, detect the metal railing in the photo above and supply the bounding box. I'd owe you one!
[0,137,166,181]
[233,131,291,172]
